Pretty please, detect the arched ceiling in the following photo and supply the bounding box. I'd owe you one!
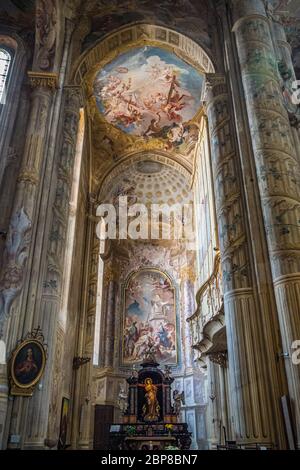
[100,159,193,207]
[76,23,212,192]
[81,0,213,52]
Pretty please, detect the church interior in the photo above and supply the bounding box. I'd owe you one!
[0,0,300,451]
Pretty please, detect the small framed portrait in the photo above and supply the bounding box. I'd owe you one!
[10,338,46,396]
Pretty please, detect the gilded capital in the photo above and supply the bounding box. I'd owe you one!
[27,71,58,90]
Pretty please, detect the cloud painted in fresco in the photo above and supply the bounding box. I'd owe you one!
[94,46,203,137]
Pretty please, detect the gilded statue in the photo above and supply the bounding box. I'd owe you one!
[140,377,160,422]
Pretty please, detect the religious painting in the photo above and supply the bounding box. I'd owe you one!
[58,397,70,450]
[122,269,177,365]
[94,46,203,149]
[10,338,46,396]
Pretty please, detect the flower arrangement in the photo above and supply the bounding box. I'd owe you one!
[165,424,174,435]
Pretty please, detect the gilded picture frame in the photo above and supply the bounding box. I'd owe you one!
[9,336,47,397]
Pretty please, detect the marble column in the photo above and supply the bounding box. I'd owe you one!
[181,267,196,371]
[12,85,83,449]
[206,358,221,449]
[104,275,117,369]
[204,73,285,447]
[0,73,56,340]
[75,200,100,449]
[271,14,300,165]
[0,74,56,450]
[232,0,300,447]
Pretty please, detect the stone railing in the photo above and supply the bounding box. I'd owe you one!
[187,253,224,352]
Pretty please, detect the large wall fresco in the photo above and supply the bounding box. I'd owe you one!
[94,46,203,150]
[122,269,177,366]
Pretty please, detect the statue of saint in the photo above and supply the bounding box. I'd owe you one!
[140,377,160,422]
[117,385,128,413]
[173,389,185,416]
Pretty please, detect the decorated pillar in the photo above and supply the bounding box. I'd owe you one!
[6,85,83,450]
[270,13,300,163]
[204,73,285,447]
[103,263,117,370]
[0,74,56,340]
[181,265,196,371]
[75,196,100,449]
[232,0,300,447]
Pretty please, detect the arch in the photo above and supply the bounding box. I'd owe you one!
[71,23,215,86]
[97,150,192,200]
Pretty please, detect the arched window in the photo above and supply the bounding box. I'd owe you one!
[0,48,12,104]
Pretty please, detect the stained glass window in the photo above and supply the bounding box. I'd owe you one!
[0,48,11,103]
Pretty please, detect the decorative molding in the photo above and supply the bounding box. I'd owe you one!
[208,351,228,368]
[27,71,58,89]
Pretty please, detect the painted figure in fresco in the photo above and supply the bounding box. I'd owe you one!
[123,270,176,365]
[157,322,171,349]
[124,320,139,356]
[15,347,38,383]
[140,378,160,422]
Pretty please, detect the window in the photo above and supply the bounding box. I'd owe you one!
[0,48,12,104]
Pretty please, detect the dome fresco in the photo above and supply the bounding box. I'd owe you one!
[93,46,204,147]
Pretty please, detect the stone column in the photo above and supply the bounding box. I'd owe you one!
[204,73,285,447]
[181,267,196,371]
[232,0,300,447]
[11,85,83,449]
[206,358,221,449]
[74,199,100,449]
[0,73,56,340]
[104,268,117,369]
[271,14,300,164]
[0,74,56,450]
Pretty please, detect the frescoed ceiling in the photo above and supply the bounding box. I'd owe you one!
[100,160,193,207]
[93,46,204,150]
[81,0,213,52]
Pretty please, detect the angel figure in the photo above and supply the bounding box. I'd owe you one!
[173,389,185,416]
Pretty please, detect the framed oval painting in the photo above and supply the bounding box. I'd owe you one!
[10,338,46,396]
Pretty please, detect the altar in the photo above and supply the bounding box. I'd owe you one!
[109,353,191,450]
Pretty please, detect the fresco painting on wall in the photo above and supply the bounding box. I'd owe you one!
[123,269,177,365]
[94,46,203,149]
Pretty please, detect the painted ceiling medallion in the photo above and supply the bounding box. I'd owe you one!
[93,46,203,148]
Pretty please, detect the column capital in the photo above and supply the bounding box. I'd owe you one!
[202,73,227,103]
[208,351,228,368]
[27,71,58,90]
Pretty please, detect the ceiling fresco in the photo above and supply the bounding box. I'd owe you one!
[93,46,204,149]
[100,160,193,207]
[82,0,212,52]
